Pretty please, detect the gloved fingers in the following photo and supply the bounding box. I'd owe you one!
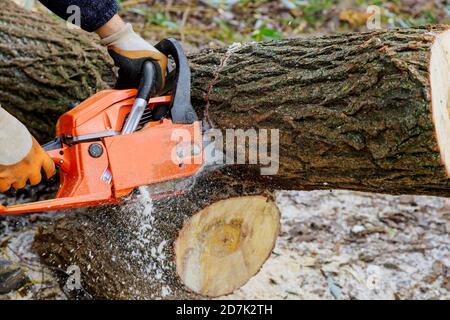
[0,179,12,193]
[12,176,27,190]
[108,45,168,91]
[147,51,168,76]
[0,168,10,179]
[0,136,55,193]
[28,169,42,186]
[42,156,56,179]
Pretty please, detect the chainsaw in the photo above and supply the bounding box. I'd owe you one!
[0,38,204,215]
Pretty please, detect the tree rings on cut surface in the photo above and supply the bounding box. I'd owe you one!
[174,196,280,297]
[430,29,450,175]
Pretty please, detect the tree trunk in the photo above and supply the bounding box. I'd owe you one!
[189,27,450,196]
[2,1,450,299]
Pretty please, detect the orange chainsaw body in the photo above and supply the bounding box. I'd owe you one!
[0,89,203,215]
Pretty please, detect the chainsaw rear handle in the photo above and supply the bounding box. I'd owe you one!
[155,38,198,124]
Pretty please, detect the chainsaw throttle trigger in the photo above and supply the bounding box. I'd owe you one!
[155,38,198,124]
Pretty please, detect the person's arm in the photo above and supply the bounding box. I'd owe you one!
[39,0,119,32]
[0,107,55,192]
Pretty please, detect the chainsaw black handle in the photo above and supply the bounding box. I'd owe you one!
[137,60,158,101]
[121,60,160,134]
[155,38,198,124]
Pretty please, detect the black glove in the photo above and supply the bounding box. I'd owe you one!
[101,23,167,90]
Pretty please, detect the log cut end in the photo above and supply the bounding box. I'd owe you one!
[431,28,450,176]
[174,196,280,297]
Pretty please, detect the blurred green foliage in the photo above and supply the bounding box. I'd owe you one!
[119,0,450,47]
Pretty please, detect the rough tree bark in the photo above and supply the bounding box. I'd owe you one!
[2,1,450,299]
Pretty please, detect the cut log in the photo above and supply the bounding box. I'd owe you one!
[2,1,450,299]
[189,27,450,196]
[34,172,279,299]
[175,196,280,297]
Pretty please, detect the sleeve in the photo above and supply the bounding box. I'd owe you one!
[39,0,119,32]
[0,107,32,166]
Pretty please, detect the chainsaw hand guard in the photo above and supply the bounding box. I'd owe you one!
[155,38,198,124]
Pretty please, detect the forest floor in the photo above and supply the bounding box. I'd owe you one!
[1,0,449,300]
[226,191,450,300]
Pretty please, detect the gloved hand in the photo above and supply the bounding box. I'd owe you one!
[101,23,168,91]
[0,108,56,192]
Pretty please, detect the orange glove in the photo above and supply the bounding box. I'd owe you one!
[0,138,56,192]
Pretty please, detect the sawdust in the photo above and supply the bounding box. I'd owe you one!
[109,186,174,298]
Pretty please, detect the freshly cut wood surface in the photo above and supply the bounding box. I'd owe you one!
[175,196,280,297]
[430,30,450,176]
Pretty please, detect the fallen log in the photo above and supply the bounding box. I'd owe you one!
[2,1,450,299]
